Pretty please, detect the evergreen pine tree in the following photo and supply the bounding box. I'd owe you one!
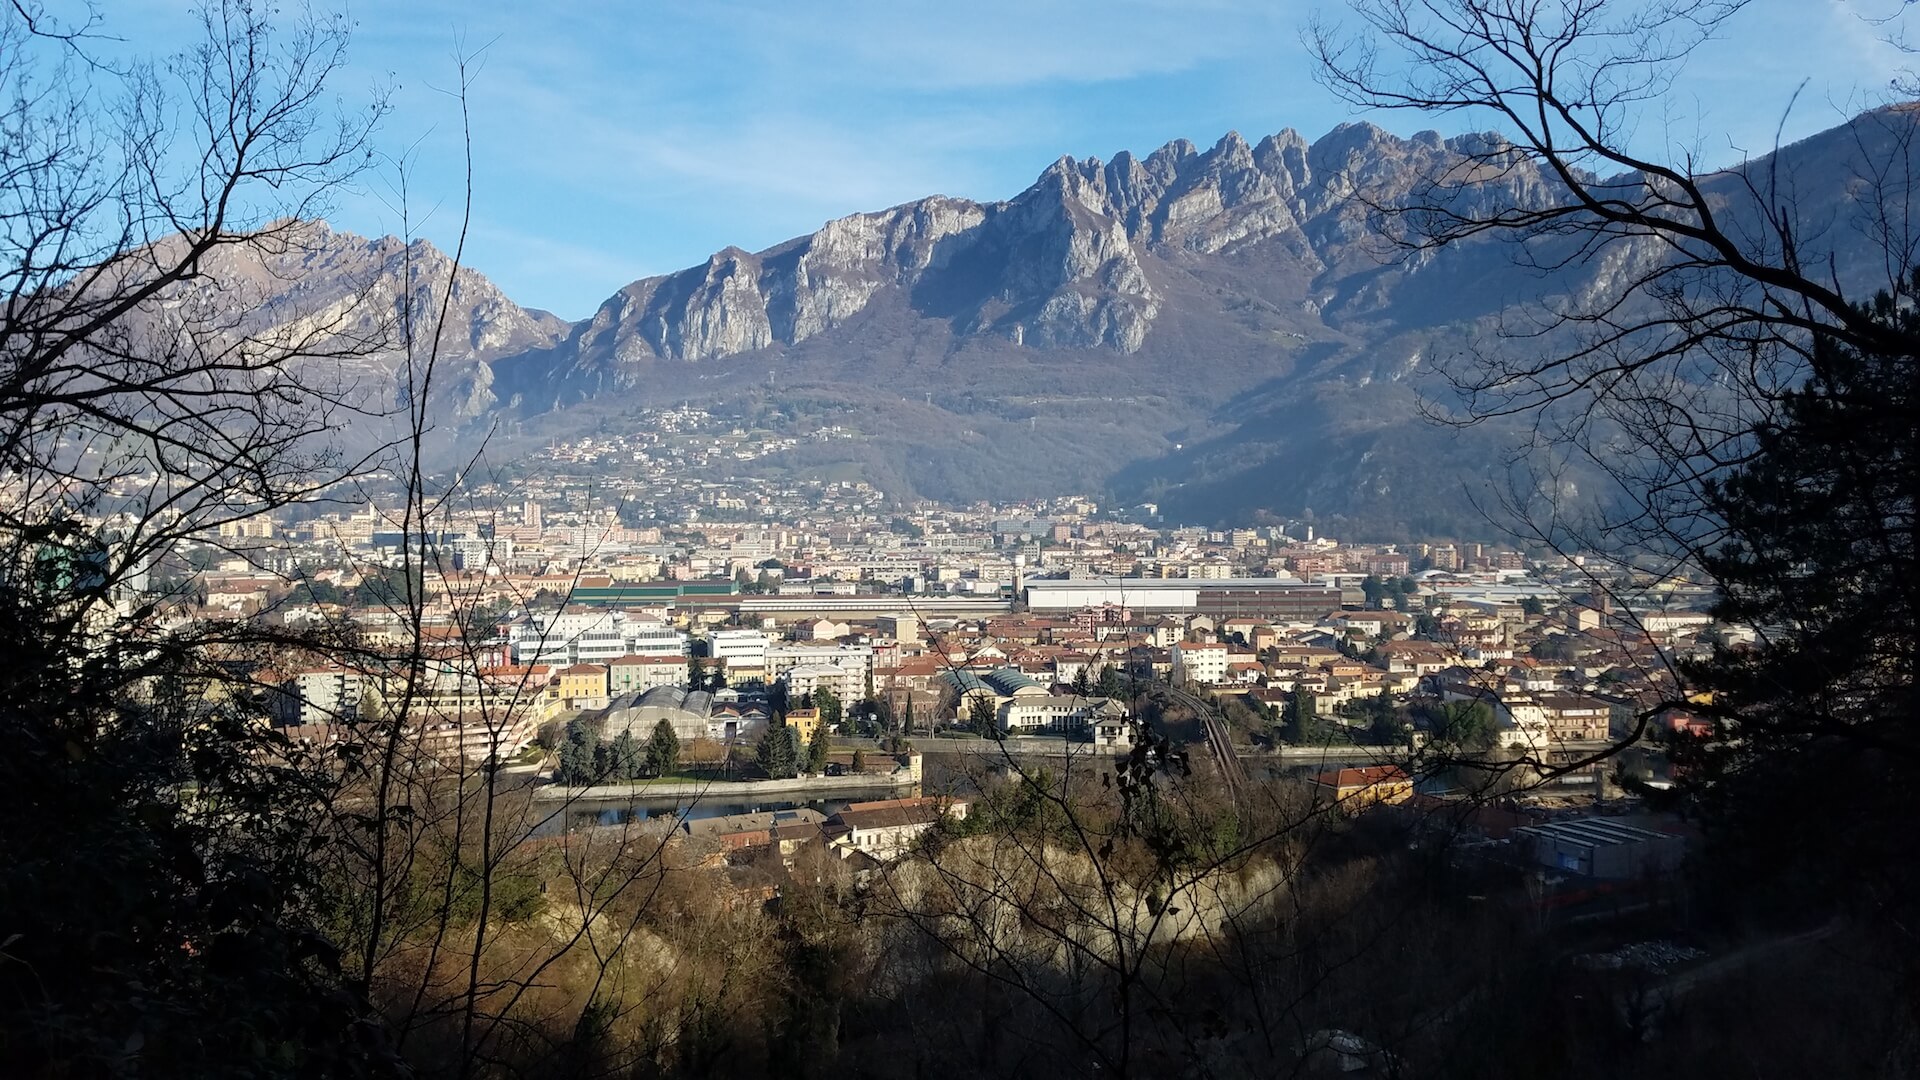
[756,723,799,779]
[555,739,586,786]
[1382,578,1404,610]
[813,687,843,730]
[1284,688,1322,746]
[609,729,643,780]
[1673,287,1919,922]
[645,719,681,778]
[968,695,1001,739]
[557,716,599,785]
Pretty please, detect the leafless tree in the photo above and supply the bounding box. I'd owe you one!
[1302,0,1920,769]
[279,54,729,1078]
[0,0,397,617]
[1308,0,1916,559]
[0,2,423,1074]
[0,6,720,1074]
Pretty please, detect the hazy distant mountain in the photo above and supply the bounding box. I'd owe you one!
[249,109,1920,536]
[164,220,569,425]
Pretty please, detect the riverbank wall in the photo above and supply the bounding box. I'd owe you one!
[533,771,917,802]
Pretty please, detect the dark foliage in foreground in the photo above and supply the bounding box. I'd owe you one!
[1680,280,1920,935]
[0,573,397,1077]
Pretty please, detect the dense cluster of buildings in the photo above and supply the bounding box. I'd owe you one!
[88,462,1724,767]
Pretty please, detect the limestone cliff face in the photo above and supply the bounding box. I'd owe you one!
[528,121,1553,399]
[175,221,568,419]
[568,196,991,366]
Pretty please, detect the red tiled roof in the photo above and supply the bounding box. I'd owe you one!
[1312,765,1410,789]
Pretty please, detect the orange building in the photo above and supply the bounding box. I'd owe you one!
[1311,765,1414,811]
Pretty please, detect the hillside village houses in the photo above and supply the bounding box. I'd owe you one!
[824,796,970,859]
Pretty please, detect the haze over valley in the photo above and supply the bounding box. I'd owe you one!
[216,107,1920,536]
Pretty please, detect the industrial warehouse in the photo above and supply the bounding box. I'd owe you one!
[1022,577,1343,620]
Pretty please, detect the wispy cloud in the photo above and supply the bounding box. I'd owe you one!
[87,0,1916,315]
[1816,0,1912,93]
[713,0,1291,92]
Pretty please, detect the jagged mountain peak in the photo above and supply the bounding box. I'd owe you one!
[1146,137,1199,169]
[157,220,569,424]
[526,119,1559,382]
[1210,129,1253,159]
[470,107,1920,534]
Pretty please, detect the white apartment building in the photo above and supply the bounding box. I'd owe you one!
[767,642,873,684]
[508,609,688,665]
[708,628,771,673]
[283,668,364,726]
[1171,642,1231,685]
[623,619,688,656]
[446,535,513,570]
[783,662,863,704]
[729,534,779,559]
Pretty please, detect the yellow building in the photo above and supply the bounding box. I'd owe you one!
[555,663,609,710]
[784,707,822,743]
[1311,766,1414,811]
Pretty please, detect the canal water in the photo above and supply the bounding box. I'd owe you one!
[528,756,999,839]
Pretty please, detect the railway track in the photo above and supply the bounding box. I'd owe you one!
[1165,685,1247,806]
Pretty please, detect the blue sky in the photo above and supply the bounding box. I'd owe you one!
[104,0,1915,318]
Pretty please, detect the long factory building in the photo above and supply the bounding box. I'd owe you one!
[563,576,1339,623]
[1022,577,1342,620]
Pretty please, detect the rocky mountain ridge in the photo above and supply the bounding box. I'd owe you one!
[159,220,569,422]
[511,122,1552,403]
[170,108,1920,536]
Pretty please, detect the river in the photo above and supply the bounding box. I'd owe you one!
[529,756,995,838]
